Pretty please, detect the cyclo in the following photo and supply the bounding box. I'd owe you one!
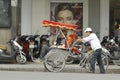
[42,20,109,72]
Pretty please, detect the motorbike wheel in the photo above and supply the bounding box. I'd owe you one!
[44,49,66,72]
[16,54,27,64]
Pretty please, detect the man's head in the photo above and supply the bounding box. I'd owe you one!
[84,27,92,36]
[118,24,120,29]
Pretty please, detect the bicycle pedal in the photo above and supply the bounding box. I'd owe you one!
[81,65,86,68]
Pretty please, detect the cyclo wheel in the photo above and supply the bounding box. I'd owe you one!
[79,53,91,72]
[90,49,109,72]
[79,51,109,72]
[101,50,109,71]
[94,51,109,72]
[44,48,67,72]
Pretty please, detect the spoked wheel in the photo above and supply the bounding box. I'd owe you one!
[79,60,91,72]
[79,50,109,72]
[95,53,109,72]
[101,53,109,71]
[44,49,67,72]
[16,54,27,64]
[79,53,91,72]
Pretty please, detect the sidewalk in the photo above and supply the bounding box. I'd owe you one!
[0,62,120,73]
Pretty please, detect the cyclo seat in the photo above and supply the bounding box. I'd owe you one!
[66,34,78,47]
[0,45,7,51]
[66,34,80,54]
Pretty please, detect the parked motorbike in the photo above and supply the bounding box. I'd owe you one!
[0,37,27,64]
[39,35,49,51]
[18,35,29,60]
[18,34,50,61]
[101,36,120,65]
[28,35,40,60]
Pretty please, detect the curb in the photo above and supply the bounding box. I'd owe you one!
[0,62,120,73]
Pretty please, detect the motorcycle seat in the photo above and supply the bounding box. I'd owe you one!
[0,45,7,50]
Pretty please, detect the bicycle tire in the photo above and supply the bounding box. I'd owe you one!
[44,48,67,72]
[79,52,109,72]
[101,51,109,71]
[79,53,91,72]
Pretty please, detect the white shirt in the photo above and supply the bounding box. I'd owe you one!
[82,33,102,51]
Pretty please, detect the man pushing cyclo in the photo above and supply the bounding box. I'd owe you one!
[77,27,105,73]
[37,20,106,74]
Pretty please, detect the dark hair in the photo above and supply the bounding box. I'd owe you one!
[54,3,74,21]
[116,24,120,29]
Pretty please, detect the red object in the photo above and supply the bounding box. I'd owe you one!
[42,20,78,31]
[66,34,78,48]
[67,34,79,54]
[19,41,29,55]
[67,34,78,45]
[71,47,80,54]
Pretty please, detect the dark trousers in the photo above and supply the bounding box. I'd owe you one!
[40,45,50,59]
[90,49,105,73]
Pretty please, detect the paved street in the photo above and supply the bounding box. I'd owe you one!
[0,62,120,74]
[0,62,120,80]
[0,71,120,80]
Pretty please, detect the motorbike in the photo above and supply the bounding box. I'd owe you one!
[0,37,27,64]
[101,36,120,65]
[18,35,29,60]
[18,34,50,61]
[28,35,40,60]
[39,35,49,51]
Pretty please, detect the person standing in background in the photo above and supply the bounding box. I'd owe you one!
[114,23,120,43]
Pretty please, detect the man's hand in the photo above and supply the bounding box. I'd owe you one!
[77,38,83,42]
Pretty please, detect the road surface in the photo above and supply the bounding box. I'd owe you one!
[0,71,120,80]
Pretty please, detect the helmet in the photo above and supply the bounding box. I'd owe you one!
[84,27,92,32]
[40,35,49,43]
